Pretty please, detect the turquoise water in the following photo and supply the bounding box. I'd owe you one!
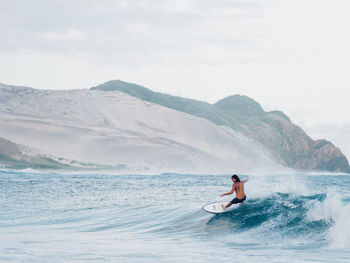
[1,169,350,262]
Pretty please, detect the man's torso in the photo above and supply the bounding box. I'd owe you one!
[234,182,245,199]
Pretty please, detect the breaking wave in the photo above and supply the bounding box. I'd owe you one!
[1,170,350,262]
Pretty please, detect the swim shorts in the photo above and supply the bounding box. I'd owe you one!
[230,196,246,204]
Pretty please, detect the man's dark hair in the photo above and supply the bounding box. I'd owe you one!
[231,174,240,182]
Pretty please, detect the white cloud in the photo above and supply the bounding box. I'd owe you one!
[42,29,86,40]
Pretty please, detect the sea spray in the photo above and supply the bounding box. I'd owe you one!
[328,200,350,249]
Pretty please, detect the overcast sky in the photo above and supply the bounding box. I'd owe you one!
[1,0,350,158]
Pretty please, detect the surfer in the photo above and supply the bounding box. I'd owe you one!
[220,174,248,210]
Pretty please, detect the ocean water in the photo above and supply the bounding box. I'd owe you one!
[1,169,350,263]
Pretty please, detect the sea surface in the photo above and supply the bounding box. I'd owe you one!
[1,169,350,263]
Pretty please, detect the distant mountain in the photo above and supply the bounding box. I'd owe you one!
[0,136,77,169]
[91,80,350,173]
[0,81,348,173]
[0,82,282,173]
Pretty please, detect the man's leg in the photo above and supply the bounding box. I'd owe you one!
[222,201,232,210]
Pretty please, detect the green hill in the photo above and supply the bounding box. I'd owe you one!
[91,80,350,173]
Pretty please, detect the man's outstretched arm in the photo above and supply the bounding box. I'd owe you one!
[220,184,236,197]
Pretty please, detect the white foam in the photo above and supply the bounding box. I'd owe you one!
[306,194,339,223]
[245,174,310,199]
[305,192,350,250]
[328,201,350,250]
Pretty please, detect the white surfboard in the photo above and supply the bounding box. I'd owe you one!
[202,201,240,214]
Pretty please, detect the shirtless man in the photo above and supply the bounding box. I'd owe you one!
[220,174,248,210]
